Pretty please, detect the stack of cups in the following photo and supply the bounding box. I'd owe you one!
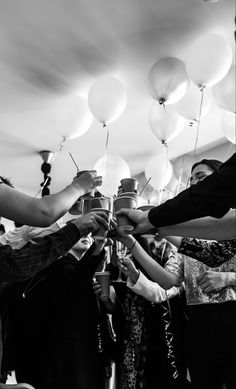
[90,197,112,240]
[113,178,139,232]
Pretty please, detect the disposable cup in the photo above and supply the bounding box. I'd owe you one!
[90,208,112,240]
[120,178,138,193]
[90,197,111,210]
[69,200,83,215]
[120,192,140,207]
[95,271,111,298]
[113,196,136,231]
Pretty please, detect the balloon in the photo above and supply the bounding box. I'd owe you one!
[88,76,127,125]
[94,154,131,196]
[165,173,179,193]
[148,57,189,105]
[203,0,219,2]
[173,154,194,185]
[145,153,173,190]
[186,34,232,88]
[148,102,186,143]
[213,66,235,114]
[221,112,236,144]
[57,95,93,140]
[175,82,212,122]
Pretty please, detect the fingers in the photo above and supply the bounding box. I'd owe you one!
[92,211,110,229]
[115,208,130,216]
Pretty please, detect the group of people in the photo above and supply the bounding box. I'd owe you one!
[0,151,235,389]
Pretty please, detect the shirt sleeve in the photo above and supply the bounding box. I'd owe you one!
[0,223,81,282]
[148,152,236,227]
[178,238,236,268]
[127,270,180,303]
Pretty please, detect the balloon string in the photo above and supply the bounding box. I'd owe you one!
[34,136,66,197]
[102,124,109,181]
[158,189,163,205]
[193,86,205,157]
[175,154,185,195]
[139,177,152,196]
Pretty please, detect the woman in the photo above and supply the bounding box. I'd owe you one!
[117,159,236,389]
[95,237,189,389]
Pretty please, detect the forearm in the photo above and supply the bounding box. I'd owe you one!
[127,271,179,302]
[131,239,180,289]
[0,223,81,282]
[148,154,236,227]
[159,210,236,240]
[0,184,81,227]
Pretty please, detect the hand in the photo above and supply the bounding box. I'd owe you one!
[118,257,139,284]
[197,271,229,293]
[93,238,107,255]
[115,209,155,235]
[71,170,102,196]
[109,219,134,247]
[71,211,109,237]
[93,280,109,302]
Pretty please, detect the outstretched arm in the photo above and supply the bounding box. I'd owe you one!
[0,170,102,227]
[159,209,236,241]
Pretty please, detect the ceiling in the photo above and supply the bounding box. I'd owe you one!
[0,0,235,196]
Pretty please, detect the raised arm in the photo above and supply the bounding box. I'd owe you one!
[0,170,102,227]
[158,209,236,241]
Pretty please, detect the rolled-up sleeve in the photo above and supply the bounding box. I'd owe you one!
[127,271,180,303]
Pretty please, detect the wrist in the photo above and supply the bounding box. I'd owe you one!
[130,269,140,284]
[127,239,136,251]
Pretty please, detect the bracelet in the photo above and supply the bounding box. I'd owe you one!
[128,240,136,251]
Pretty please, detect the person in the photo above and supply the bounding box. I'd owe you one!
[0,211,109,282]
[0,170,102,227]
[95,234,190,389]
[3,227,112,389]
[116,153,236,236]
[118,159,236,389]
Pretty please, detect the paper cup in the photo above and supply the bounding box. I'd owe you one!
[69,200,83,215]
[90,208,112,240]
[95,271,111,298]
[113,196,136,231]
[120,192,140,207]
[120,178,138,192]
[90,197,111,210]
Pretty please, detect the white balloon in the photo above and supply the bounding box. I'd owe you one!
[221,112,236,144]
[186,33,232,88]
[56,95,93,140]
[88,76,127,125]
[173,154,194,184]
[213,66,235,114]
[148,57,189,105]
[149,102,186,143]
[94,154,131,196]
[175,82,212,122]
[145,153,173,190]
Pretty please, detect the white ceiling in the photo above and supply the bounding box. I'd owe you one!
[0,0,235,195]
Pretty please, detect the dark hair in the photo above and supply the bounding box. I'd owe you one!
[191,159,223,173]
[0,176,14,188]
[0,224,6,234]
